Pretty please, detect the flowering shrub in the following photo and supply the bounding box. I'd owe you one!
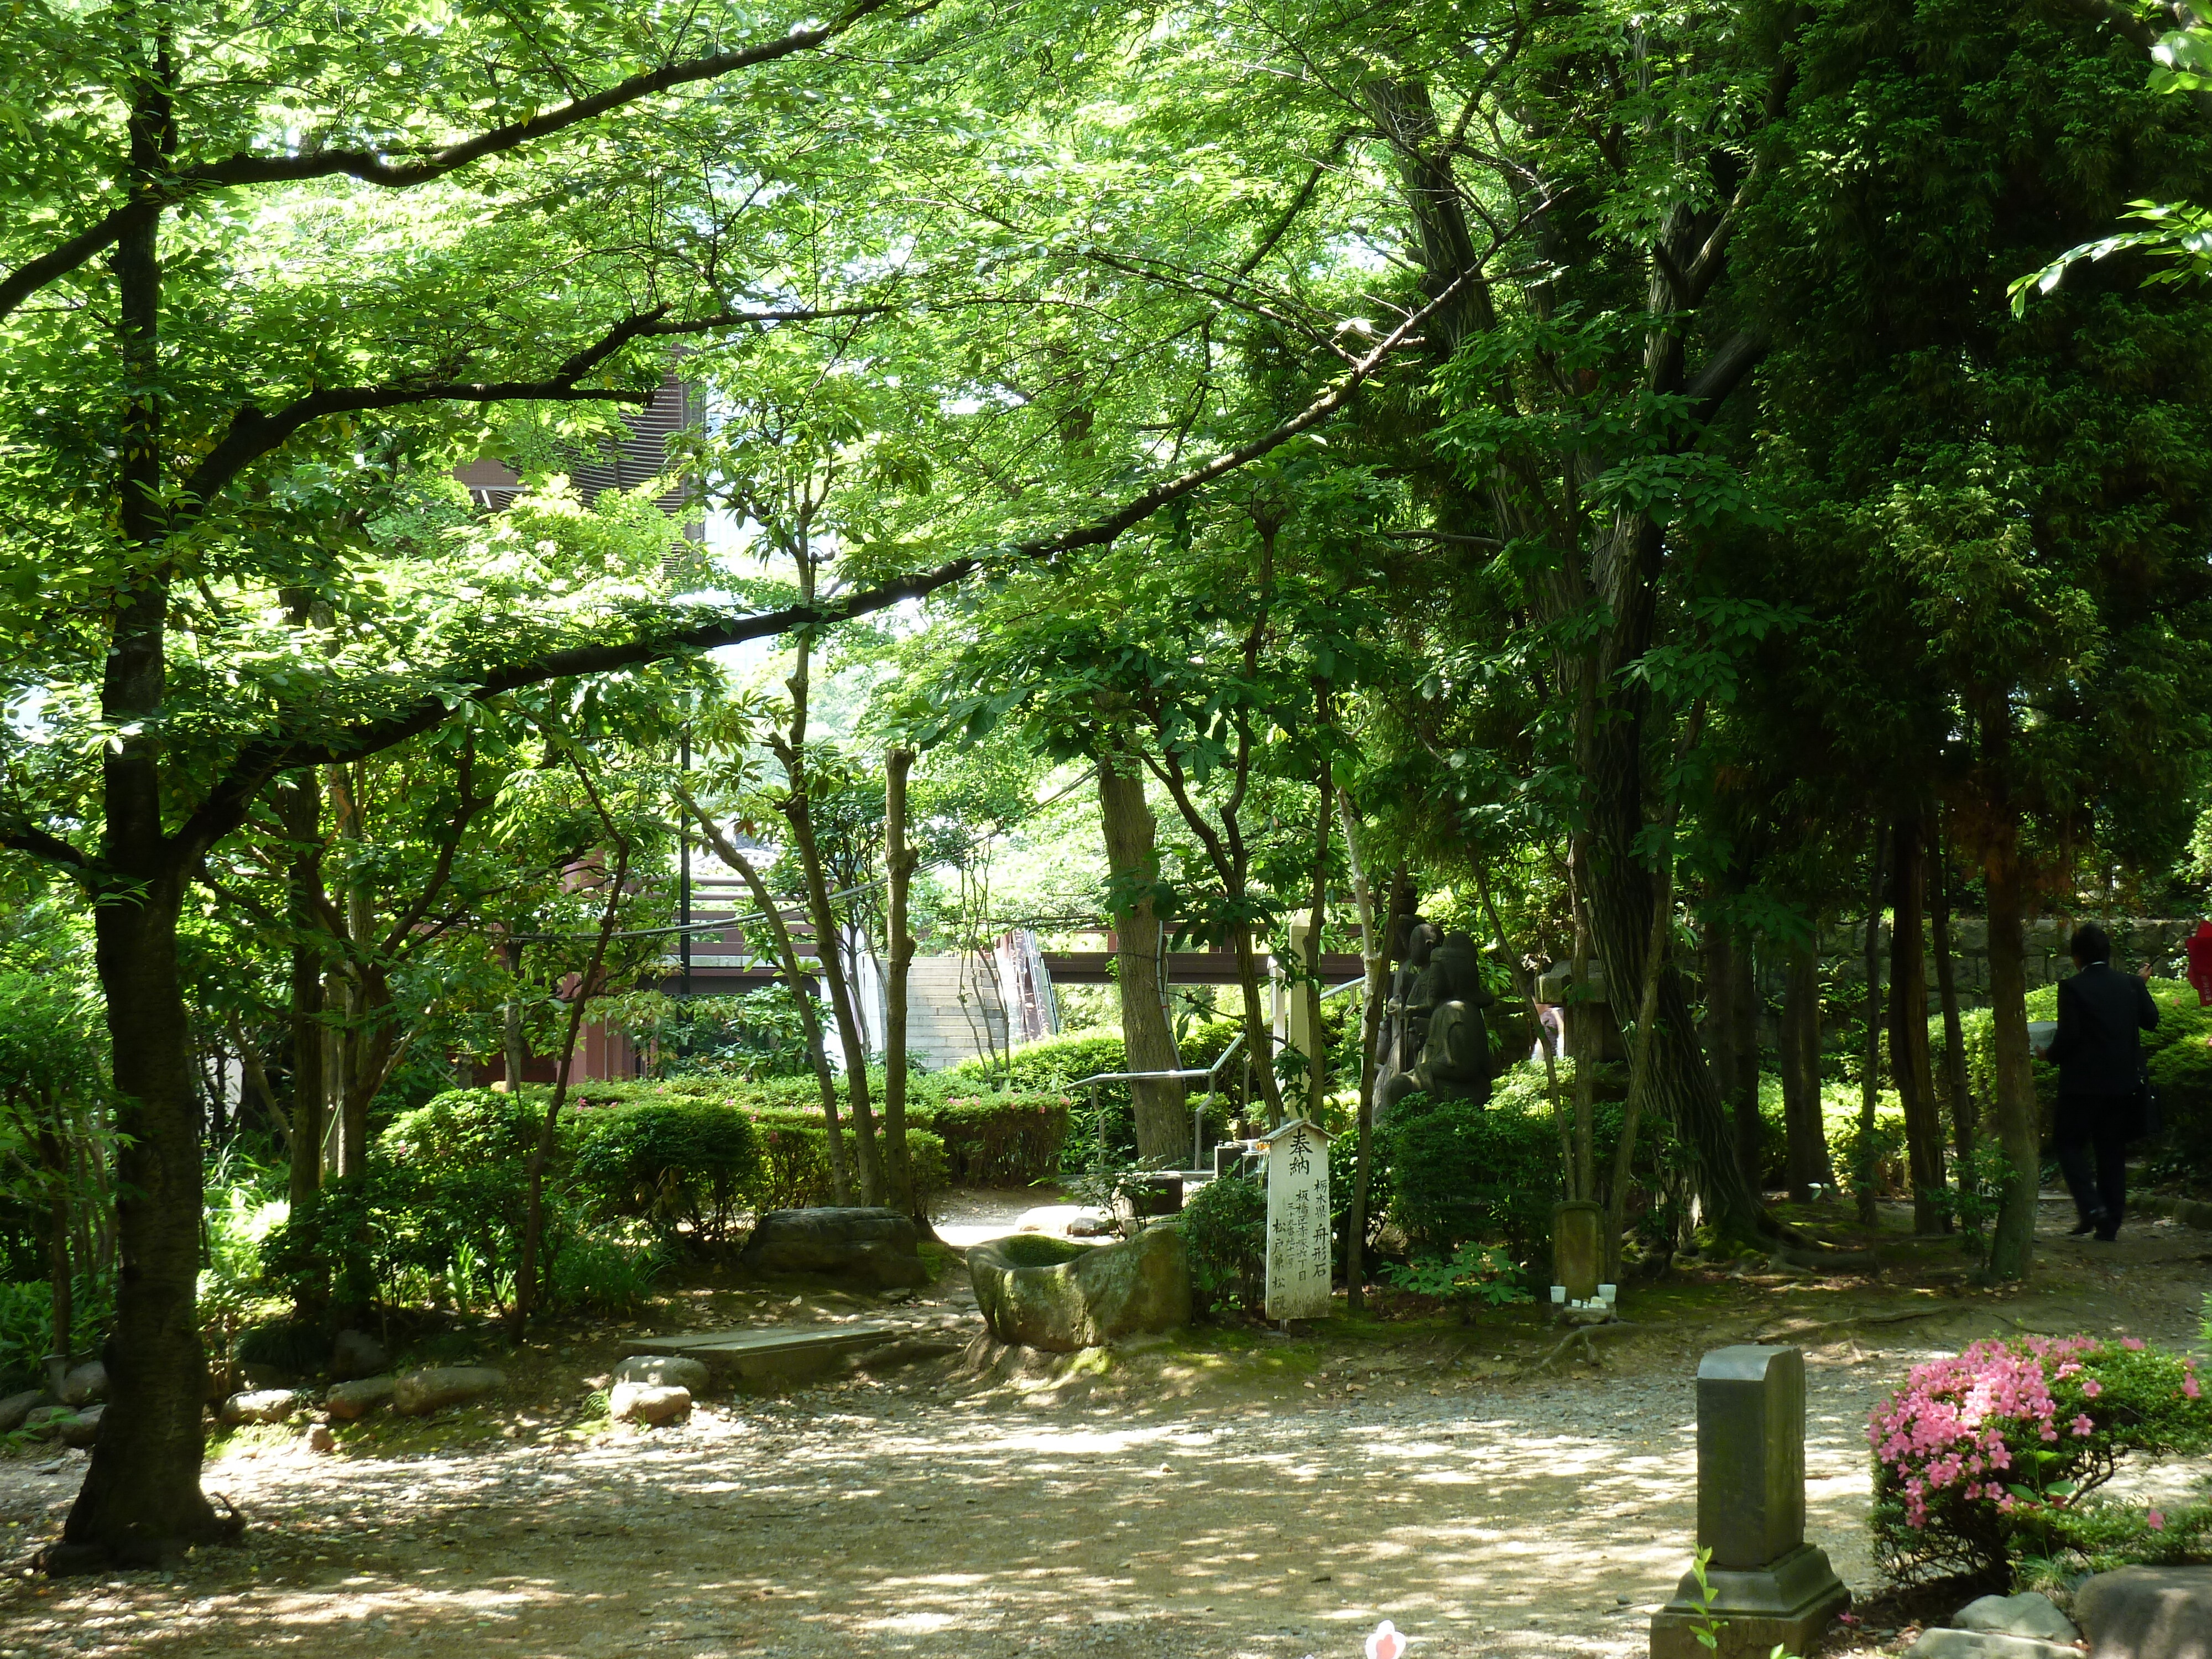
[1869,1335,2212,1581]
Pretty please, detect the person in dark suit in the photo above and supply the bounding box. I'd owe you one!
[2039,923,2158,1240]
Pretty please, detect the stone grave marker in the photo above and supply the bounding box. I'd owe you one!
[1649,1344,1850,1659]
[1262,1117,1332,1322]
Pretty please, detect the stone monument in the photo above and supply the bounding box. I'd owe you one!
[1383,917,1442,1079]
[1552,1199,1604,1305]
[1649,1345,1850,1659]
[1380,929,1495,1118]
[1262,1117,1332,1322]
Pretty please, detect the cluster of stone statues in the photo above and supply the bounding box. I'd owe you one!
[1378,918,1495,1119]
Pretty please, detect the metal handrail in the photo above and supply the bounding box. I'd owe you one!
[1065,976,1368,1171]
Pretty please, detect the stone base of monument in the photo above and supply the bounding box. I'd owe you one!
[1648,1542,1850,1659]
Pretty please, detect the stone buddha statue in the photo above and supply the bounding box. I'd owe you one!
[1381,928,1496,1118]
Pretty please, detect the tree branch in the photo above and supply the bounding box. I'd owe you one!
[166,268,1471,864]
[0,821,96,875]
[174,304,886,529]
[1685,330,1767,425]
[0,2,893,325]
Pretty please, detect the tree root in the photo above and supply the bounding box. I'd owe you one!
[1523,1320,1640,1373]
[36,1493,245,1577]
[1748,1307,1945,1346]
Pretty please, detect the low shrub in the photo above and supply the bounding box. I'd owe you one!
[1181,1171,1266,1319]
[547,1232,666,1314]
[570,1097,765,1248]
[1383,1243,1532,1318]
[0,1274,115,1394]
[743,1108,947,1211]
[1328,1126,1391,1267]
[1379,1091,1562,1273]
[914,1092,1070,1186]
[1868,1334,2212,1583]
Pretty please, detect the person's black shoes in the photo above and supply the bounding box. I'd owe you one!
[2069,1215,2104,1235]
[2094,1226,2120,1242]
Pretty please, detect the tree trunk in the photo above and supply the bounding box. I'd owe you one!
[881,749,919,1217]
[1929,816,1974,1167]
[1567,843,1597,1203]
[65,878,237,1568]
[499,937,530,1088]
[512,840,626,1335]
[1856,826,1887,1226]
[1983,820,2040,1282]
[284,776,325,1213]
[688,801,852,1206]
[778,631,883,1205]
[1338,791,1393,1310]
[1579,723,1761,1240]
[1230,925,1287,1125]
[1301,781,1330,1121]
[1097,752,1186,1162]
[786,791,883,1204]
[1888,813,1946,1233]
[1780,937,1834,1200]
[1703,912,1762,1188]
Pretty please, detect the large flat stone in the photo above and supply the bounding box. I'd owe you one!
[1907,1629,2083,1659]
[739,1208,930,1289]
[2077,1566,2212,1659]
[625,1323,896,1390]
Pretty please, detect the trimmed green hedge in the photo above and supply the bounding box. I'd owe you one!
[580,1069,1071,1187]
[918,1092,1070,1185]
[745,1108,948,1209]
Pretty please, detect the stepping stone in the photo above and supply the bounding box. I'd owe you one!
[627,1323,899,1390]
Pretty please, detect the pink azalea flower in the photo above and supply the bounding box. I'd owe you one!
[2072,1416,2094,1437]
[2148,1510,2166,1532]
[2082,1379,2103,1398]
[2122,1337,2146,1351]
[2185,1374,2202,1401]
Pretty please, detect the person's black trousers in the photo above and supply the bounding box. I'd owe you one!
[2055,1093,2133,1234]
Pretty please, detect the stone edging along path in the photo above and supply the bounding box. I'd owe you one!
[2128,1193,2212,1230]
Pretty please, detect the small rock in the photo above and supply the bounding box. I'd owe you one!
[222,1388,307,1426]
[329,1329,390,1381]
[608,1383,692,1425]
[59,1361,107,1407]
[391,1366,505,1416]
[325,1375,395,1420]
[1955,1592,2079,1643]
[1906,1629,2081,1659]
[305,1423,336,1454]
[613,1355,709,1392]
[0,1388,47,1432]
[1066,1214,1117,1238]
[56,1406,103,1448]
[22,1405,74,1440]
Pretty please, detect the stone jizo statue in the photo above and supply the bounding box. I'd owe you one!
[1380,928,1495,1117]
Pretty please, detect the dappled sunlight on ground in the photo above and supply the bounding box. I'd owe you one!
[0,1199,2205,1659]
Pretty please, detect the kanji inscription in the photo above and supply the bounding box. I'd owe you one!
[1264,1119,1333,1321]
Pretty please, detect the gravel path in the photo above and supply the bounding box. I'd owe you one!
[0,1203,2204,1659]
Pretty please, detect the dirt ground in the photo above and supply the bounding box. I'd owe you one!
[1,1192,2206,1659]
